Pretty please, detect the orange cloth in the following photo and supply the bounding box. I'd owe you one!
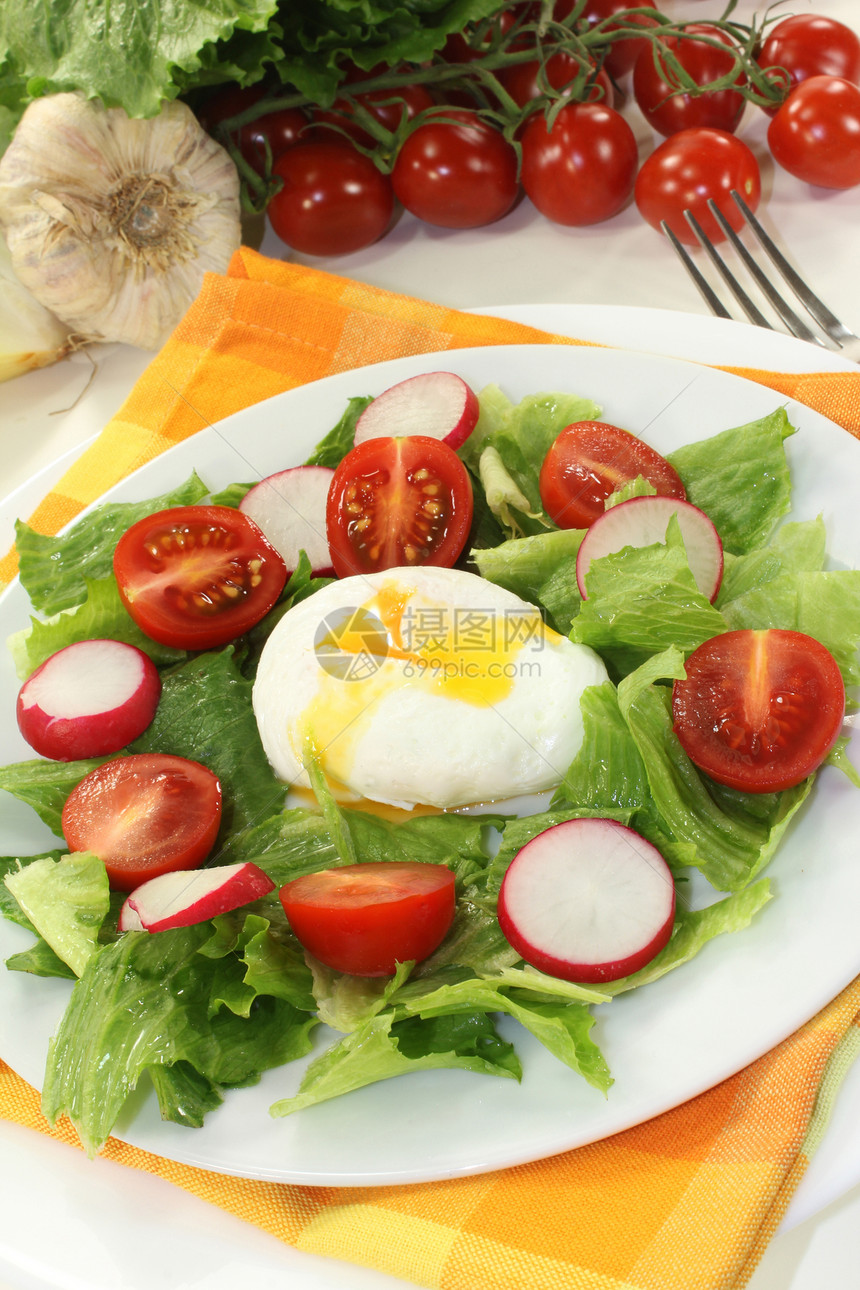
[3,246,860,1289]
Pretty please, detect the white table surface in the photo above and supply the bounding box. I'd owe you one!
[3,1,860,1285]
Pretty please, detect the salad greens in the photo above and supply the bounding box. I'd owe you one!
[2,381,860,1159]
[0,0,501,150]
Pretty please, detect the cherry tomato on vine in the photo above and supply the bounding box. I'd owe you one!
[520,102,638,226]
[633,23,747,137]
[758,14,860,111]
[442,4,536,62]
[539,421,686,529]
[196,83,265,136]
[325,435,474,578]
[268,140,394,255]
[114,506,287,650]
[560,0,659,80]
[634,127,761,245]
[62,754,223,891]
[672,629,845,793]
[279,862,457,977]
[391,110,519,228]
[238,108,309,174]
[501,52,614,109]
[767,76,860,190]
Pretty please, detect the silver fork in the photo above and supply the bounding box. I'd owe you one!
[662,190,860,364]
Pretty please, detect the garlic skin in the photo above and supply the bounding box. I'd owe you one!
[0,232,71,382]
[0,94,242,350]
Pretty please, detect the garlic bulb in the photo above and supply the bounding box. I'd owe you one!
[0,232,71,382]
[0,94,242,350]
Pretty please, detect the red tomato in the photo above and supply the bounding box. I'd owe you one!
[442,5,536,62]
[196,83,266,136]
[563,0,659,79]
[279,862,456,976]
[310,84,435,146]
[114,506,287,651]
[539,421,686,529]
[767,77,860,190]
[391,110,519,228]
[672,630,845,793]
[501,53,614,108]
[520,103,638,226]
[326,435,474,578]
[633,24,747,136]
[238,108,309,174]
[62,754,223,891]
[634,127,761,245]
[268,141,394,255]
[758,14,860,110]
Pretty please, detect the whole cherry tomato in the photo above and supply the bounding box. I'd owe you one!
[392,110,519,228]
[238,108,309,174]
[633,24,747,136]
[767,76,860,189]
[520,102,638,226]
[634,126,761,245]
[758,14,860,111]
[268,141,395,255]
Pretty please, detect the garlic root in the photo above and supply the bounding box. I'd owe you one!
[0,94,242,351]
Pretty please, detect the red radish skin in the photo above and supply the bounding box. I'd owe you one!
[16,639,161,761]
[354,372,479,450]
[497,818,676,984]
[576,495,724,602]
[120,862,275,933]
[240,465,335,576]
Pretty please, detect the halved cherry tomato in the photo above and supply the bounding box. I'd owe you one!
[62,754,223,891]
[325,436,474,578]
[539,421,686,529]
[114,506,287,650]
[672,629,845,793]
[279,861,456,976]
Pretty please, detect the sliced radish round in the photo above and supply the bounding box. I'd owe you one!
[16,639,161,762]
[497,818,676,984]
[240,465,335,576]
[120,861,275,933]
[576,495,724,602]
[354,372,479,450]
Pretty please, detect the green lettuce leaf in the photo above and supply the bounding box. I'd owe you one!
[0,757,108,837]
[471,527,585,632]
[304,394,372,468]
[3,852,109,976]
[666,408,795,555]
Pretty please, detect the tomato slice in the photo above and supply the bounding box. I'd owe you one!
[279,861,456,976]
[61,753,223,891]
[325,436,474,578]
[539,421,687,529]
[672,629,845,793]
[114,506,287,650]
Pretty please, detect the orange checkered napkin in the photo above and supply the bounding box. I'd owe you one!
[3,246,860,1290]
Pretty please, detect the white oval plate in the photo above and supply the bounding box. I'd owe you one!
[1,340,859,1187]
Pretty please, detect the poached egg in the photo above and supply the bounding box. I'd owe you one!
[252,565,608,811]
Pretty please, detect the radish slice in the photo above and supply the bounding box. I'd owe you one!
[240,466,335,576]
[497,818,676,983]
[576,495,724,602]
[16,639,161,761]
[119,861,275,933]
[354,372,479,450]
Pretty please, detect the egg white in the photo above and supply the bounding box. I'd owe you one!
[252,565,608,810]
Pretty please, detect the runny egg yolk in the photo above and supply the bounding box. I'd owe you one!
[297,579,560,786]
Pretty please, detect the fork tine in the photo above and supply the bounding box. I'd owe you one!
[730,190,859,349]
[682,209,774,330]
[706,199,828,348]
[660,221,733,320]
